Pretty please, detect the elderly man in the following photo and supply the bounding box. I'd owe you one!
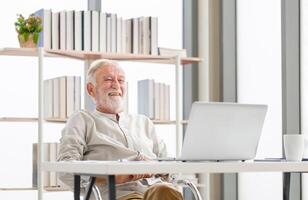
[58,59,183,200]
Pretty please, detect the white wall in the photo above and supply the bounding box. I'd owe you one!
[301,0,308,199]
[0,2,85,200]
[0,0,182,199]
[237,0,283,199]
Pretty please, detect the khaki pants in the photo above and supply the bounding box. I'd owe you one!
[117,183,183,200]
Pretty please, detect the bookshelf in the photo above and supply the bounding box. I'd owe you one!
[0,47,201,199]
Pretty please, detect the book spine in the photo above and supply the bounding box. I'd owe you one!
[74,11,83,51]
[35,9,52,49]
[99,12,107,52]
[66,10,75,50]
[83,10,92,51]
[53,78,60,118]
[59,11,67,50]
[91,10,99,52]
[51,12,60,50]
[66,76,75,117]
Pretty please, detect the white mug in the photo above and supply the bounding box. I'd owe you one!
[284,134,304,161]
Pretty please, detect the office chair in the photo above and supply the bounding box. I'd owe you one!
[86,178,202,200]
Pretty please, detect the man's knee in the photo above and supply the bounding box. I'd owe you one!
[143,183,183,200]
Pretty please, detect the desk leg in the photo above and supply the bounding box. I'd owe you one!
[108,175,116,200]
[283,172,290,200]
[84,177,96,200]
[74,175,81,200]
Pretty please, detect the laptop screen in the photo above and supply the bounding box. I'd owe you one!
[181,102,267,161]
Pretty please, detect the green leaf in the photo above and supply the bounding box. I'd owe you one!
[33,32,39,44]
[23,32,29,41]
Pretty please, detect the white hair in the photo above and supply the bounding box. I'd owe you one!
[86,59,122,85]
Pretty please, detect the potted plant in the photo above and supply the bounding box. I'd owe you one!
[14,14,42,48]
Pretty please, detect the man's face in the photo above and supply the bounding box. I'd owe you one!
[89,65,126,114]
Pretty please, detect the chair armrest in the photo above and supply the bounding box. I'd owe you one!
[172,179,202,200]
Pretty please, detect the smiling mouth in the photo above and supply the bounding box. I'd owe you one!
[108,92,122,96]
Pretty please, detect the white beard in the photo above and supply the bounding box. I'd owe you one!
[96,89,125,113]
[102,95,124,113]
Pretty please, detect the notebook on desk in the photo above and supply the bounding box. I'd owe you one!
[157,102,268,162]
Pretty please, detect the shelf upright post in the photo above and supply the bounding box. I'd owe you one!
[38,48,44,200]
[175,55,183,157]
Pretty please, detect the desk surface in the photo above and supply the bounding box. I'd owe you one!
[42,160,308,175]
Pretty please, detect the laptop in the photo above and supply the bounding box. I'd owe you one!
[158,102,268,161]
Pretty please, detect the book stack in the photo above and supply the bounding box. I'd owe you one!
[137,79,170,120]
[44,76,81,119]
[158,47,187,57]
[35,9,158,55]
[32,143,66,188]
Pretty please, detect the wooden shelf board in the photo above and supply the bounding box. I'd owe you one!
[46,49,202,64]
[0,187,37,191]
[0,48,202,64]
[0,47,56,57]
[0,117,38,122]
[0,117,66,123]
[0,186,69,192]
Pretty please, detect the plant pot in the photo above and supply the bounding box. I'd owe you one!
[18,34,37,48]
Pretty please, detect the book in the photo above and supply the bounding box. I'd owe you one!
[51,12,60,50]
[99,12,107,52]
[138,79,155,119]
[53,78,60,118]
[110,13,117,53]
[132,18,139,54]
[35,9,52,49]
[59,76,67,119]
[32,143,50,187]
[74,76,81,111]
[66,76,75,117]
[66,10,74,50]
[158,47,187,57]
[139,17,144,54]
[159,83,164,120]
[49,143,58,186]
[165,84,170,120]
[150,17,158,55]
[44,79,53,118]
[74,11,84,51]
[91,10,99,52]
[83,10,92,51]
[125,19,132,53]
[121,18,127,53]
[154,82,160,120]
[106,14,111,52]
[116,17,122,53]
[59,11,67,50]
[143,17,151,55]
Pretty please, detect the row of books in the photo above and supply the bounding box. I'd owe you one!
[138,79,170,120]
[44,76,81,119]
[35,9,158,55]
[32,143,65,188]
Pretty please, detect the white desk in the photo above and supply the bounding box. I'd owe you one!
[42,160,308,200]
